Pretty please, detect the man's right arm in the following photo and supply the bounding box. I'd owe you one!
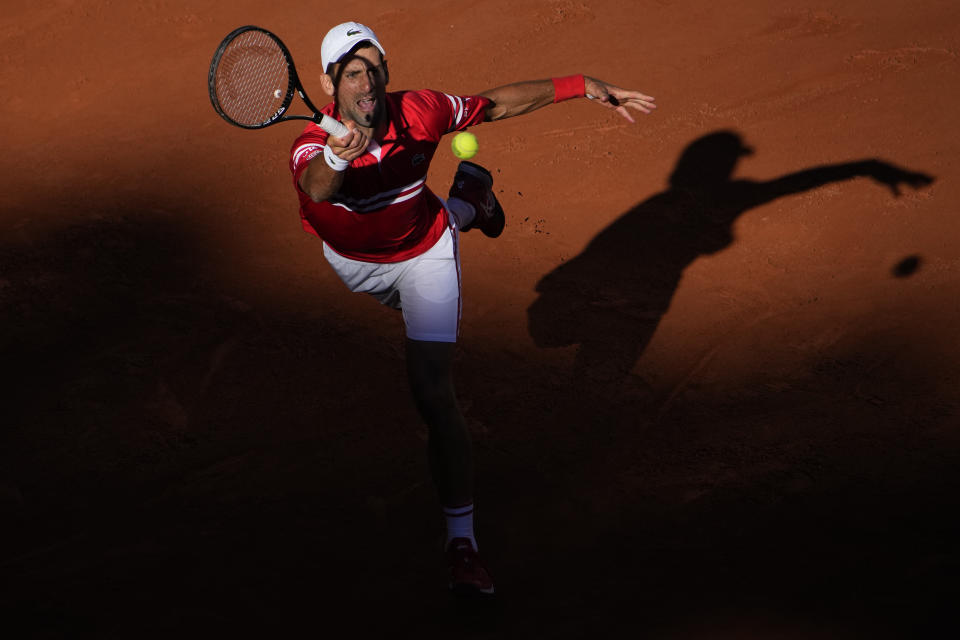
[297,125,369,203]
[298,154,347,203]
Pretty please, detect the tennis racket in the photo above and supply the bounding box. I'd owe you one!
[208,25,349,137]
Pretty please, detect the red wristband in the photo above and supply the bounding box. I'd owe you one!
[552,74,585,103]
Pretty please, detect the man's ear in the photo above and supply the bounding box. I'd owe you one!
[320,73,335,97]
[382,59,390,85]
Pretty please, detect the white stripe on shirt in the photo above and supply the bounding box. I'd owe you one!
[330,177,426,212]
[331,185,425,212]
[292,143,323,169]
[444,93,464,131]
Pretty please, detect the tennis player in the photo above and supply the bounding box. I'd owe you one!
[289,22,656,595]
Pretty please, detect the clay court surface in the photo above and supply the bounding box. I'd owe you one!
[2,0,958,636]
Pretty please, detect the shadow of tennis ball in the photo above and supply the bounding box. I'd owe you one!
[892,255,921,278]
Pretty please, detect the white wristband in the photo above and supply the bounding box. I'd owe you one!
[324,144,350,172]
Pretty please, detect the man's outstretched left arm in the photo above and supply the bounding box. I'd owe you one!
[480,75,656,122]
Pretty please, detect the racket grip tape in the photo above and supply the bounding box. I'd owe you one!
[317,114,349,138]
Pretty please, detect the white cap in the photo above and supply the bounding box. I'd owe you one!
[321,22,386,73]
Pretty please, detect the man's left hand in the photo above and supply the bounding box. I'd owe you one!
[584,77,657,123]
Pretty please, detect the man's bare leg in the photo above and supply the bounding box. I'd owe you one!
[406,337,494,594]
[405,338,473,506]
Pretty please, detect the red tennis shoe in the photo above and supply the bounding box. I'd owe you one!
[446,537,495,596]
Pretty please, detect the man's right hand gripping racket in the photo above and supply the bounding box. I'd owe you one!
[208,25,349,138]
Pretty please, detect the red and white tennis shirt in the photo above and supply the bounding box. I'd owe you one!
[290,90,491,263]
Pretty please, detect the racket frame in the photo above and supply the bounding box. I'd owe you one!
[208,25,340,133]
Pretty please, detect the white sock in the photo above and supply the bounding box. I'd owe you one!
[444,503,477,550]
[446,197,476,230]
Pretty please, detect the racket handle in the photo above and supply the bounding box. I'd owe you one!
[316,114,349,138]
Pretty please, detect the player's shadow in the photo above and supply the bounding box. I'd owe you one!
[527,130,934,398]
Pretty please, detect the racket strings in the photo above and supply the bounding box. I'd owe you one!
[214,30,290,126]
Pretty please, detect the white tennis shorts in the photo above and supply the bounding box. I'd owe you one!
[322,210,463,342]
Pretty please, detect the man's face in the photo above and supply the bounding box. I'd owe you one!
[328,46,387,129]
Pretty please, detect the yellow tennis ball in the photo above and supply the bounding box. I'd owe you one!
[452,132,478,159]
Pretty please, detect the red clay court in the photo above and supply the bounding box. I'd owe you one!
[2,1,958,637]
